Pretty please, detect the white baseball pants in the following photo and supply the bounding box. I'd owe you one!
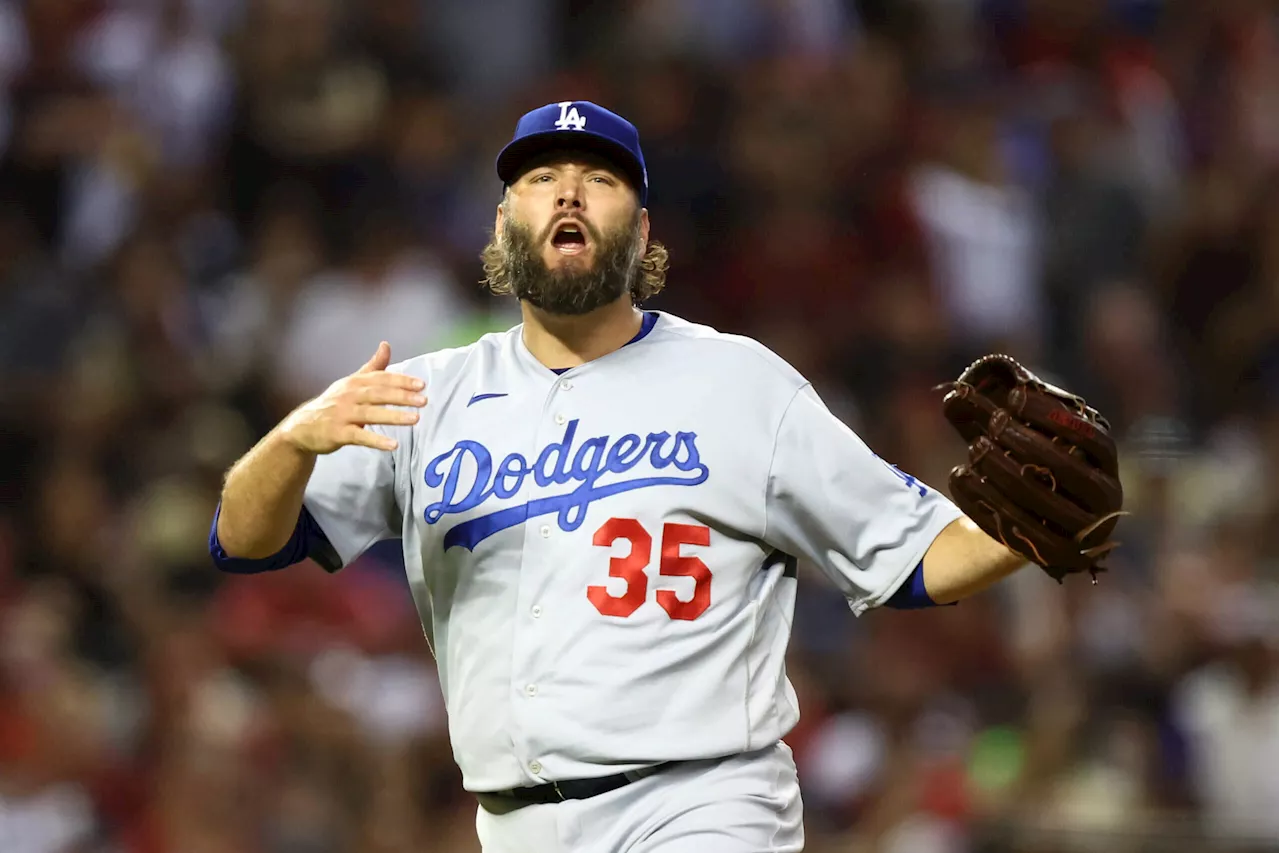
[474,742,804,853]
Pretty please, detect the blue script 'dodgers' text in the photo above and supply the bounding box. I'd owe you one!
[423,419,710,550]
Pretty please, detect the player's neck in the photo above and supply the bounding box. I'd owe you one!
[520,298,644,370]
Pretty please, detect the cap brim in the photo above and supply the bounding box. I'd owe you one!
[496,131,646,202]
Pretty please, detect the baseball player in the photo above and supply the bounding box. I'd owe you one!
[211,101,1123,852]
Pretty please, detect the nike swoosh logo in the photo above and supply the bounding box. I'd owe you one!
[467,392,509,407]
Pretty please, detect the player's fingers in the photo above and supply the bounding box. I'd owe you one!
[351,404,421,427]
[352,371,426,392]
[340,424,397,451]
[354,385,428,407]
[357,341,391,374]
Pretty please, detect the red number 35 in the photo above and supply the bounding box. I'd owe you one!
[586,518,712,621]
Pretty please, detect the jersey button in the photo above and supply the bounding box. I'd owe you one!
[531,605,543,618]
[529,761,542,775]
[525,684,538,697]
[540,524,551,538]
[554,413,567,425]
[560,380,573,391]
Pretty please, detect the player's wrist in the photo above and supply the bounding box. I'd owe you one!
[273,417,325,459]
[921,516,1028,604]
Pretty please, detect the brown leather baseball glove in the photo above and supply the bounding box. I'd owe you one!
[936,354,1126,582]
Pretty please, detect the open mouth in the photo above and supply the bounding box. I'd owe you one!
[550,222,590,256]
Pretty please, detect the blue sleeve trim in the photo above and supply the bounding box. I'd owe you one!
[209,503,339,574]
[884,561,943,609]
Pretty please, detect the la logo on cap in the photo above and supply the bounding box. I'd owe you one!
[554,102,587,131]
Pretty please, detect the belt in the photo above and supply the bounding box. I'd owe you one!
[476,763,673,812]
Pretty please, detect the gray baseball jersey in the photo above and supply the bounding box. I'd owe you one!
[302,311,963,793]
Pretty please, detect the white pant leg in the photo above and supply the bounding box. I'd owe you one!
[565,743,805,853]
[476,798,570,853]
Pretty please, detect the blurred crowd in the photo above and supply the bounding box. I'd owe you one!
[0,0,1276,851]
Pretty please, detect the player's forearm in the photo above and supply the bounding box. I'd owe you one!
[920,515,1027,604]
[216,428,317,558]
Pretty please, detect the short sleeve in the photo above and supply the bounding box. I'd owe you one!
[302,426,403,570]
[763,385,964,615]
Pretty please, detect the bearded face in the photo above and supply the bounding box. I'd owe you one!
[491,207,644,316]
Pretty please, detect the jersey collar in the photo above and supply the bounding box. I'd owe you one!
[519,311,662,377]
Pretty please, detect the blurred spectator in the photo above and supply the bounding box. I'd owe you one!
[0,1,1275,851]
[907,85,1044,360]
[1036,72,1148,366]
[1172,595,1279,840]
[0,201,86,410]
[272,197,471,401]
[202,185,327,394]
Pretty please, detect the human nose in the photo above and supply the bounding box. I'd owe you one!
[556,175,584,210]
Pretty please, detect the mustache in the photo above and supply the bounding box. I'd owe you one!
[539,214,602,244]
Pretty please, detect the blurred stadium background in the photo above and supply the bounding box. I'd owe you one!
[0,0,1275,851]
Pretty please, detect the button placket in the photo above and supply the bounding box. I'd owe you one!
[512,372,582,781]
[507,413,554,783]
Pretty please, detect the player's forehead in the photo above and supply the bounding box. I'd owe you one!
[512,149,628,181]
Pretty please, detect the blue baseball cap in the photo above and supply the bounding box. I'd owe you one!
[496,101,648,205]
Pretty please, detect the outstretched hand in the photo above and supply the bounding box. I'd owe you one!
[280,342,426,454]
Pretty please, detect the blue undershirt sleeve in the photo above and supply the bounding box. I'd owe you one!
[208,503,341,574]
[883,560,946,609]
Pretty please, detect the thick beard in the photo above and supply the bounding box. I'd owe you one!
[500,211,642,316]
